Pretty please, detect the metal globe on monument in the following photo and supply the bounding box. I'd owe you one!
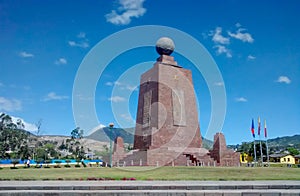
[156,37,175,56]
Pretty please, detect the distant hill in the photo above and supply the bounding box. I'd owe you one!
[228,134,300,151]
[202,137,213,149]
[86,127,135,144]
[86,127,214,149]
[267,135,300,148]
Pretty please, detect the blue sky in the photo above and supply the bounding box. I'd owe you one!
[0,0,299,144]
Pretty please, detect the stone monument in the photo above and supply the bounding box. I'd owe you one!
[111,37,240,167]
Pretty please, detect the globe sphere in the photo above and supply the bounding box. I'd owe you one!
[156,37,175,55]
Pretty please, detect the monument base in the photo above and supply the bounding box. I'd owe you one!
[111,132,240,167]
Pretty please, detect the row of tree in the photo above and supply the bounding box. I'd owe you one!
[0,113,87,160]
[236,141,299,159]
[0,113,31,159]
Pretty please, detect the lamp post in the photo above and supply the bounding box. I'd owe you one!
[109,123,114,168]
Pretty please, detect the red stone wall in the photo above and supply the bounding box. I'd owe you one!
[134,55,202,152]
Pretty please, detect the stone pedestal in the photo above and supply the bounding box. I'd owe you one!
[112,137,126,165]
[209,132,241,166]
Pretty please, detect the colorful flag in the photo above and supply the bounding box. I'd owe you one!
[257,117,261,136]
[251,119,255,138]
[264,120,267,138]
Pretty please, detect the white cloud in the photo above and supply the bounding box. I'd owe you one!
[75,94,93,101]
[209,27,230,44]
[23,121,38,132]
[106,81,137,91]
[114,81,122,86]
[120,113,134,122]
[55,58,67,65]
[235,23,242,28]
[105,0,147,25]
[68,32,89,48]
[247,55,256,60]
[43,92,69,101]
[10,115,38,132]
[0,97,22,112]
[235,97,248,102]
[125,85,137,91]
[108,96,126,102]
[228,28,254,43]
[207,24,254,58]
[68,40,89,48]
[214,45,232,58]
[105,82,114,86]
[276,76,291,84]
[105,81,121,86]
[77,32,86,38]
[214,82,224,86]
[19,51,34,58]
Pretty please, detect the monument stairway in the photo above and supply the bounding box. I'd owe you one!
[183,152,216,166]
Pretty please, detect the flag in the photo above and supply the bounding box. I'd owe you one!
[257,117,261,136]
[251,119,255,138]
[264,120,267,138]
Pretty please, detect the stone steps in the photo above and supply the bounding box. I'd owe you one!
[1,189,300,196]
[0,181,299,195]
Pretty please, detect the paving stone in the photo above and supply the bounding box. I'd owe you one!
[260,192,281,196]
[223,192,242,196]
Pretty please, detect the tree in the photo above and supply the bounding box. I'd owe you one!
[71,127,83,139]
[11,159,20,168]
[35,119,42,136]
[0,116,30,159]
[248,142,267,160]
[58,140,67,150]
[16,119,25,130]
[0,114,15,130]
[237,142,251,153]
[287,147,299,156]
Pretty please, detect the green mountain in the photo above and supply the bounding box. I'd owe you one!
[228,134,300,152]
[202,137,214,149]
[267,135,300,149]
[86,127,135,144]
[86,127,214,149]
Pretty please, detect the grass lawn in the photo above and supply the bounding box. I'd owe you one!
[0,166,300,181]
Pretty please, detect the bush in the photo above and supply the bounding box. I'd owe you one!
[64,164,71,168]
[11,159,20,168]
[54,160,62,168]
[44,160,51,168]
[75,164,81,168]
[87,177,97,181]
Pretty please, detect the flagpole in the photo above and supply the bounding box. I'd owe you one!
[251,119,257,166]
[259,139,263,166]
[266,139,269,166]
[258,117,263,167]
[264,120,269,166]
[253,139,257,166]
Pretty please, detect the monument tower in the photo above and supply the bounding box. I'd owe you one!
[112,37,240,167]
[134,37,202,151]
